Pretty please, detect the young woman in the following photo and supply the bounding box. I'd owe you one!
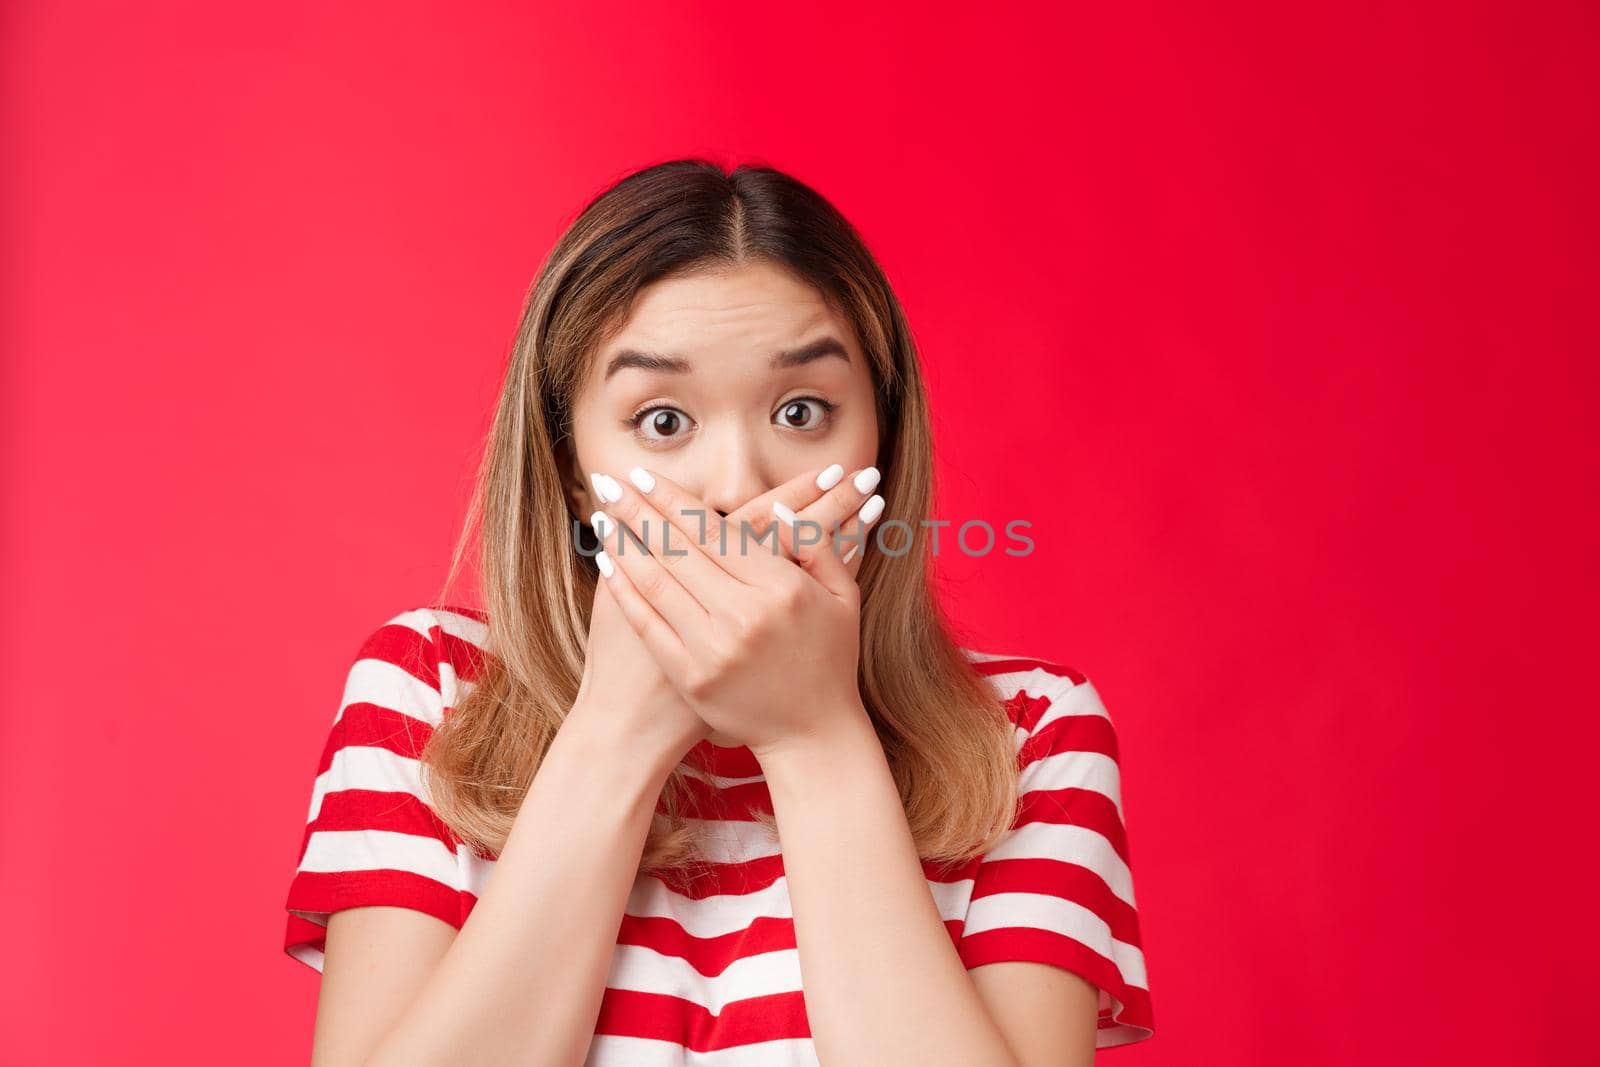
[283,159,1155,1065]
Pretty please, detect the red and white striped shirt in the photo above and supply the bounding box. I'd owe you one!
[284,606,1155,1061]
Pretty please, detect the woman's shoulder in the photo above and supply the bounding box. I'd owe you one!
[372,603,490,646]
[340,604,495,712]
[958,647,1109,734]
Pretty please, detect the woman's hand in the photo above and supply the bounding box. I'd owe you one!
[587,463,886,761]
[569,570,712,766]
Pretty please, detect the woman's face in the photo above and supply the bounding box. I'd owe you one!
[565,259,881,525]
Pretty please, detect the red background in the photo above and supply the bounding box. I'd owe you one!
[3,2,1594,1064]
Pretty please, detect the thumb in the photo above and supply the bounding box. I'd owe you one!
[784,515,857,600]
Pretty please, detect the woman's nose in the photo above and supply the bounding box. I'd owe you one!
[694,440,771,519]
[699,479,764,521]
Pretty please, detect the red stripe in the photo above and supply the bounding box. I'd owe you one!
[594,988,812,1049]
[616,912,797,976]
[971,657,1087,686]
[433,623,492,685]
[661,774,775,820]
[966,856,1145,949]
[959,927,1153,1035]
[284,868,469,938]
[1020,712,1119,767]
[651,853,789,899]
[319,703,437,771]
[358,622,441,689]
[1015,787,1130,864]
[310,789,463,847]
[686,739,764,779]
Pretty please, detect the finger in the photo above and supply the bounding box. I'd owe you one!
[775,465,884,568]
[776,490,881,582]
[592,469,743,613]
[616,466,765,590]
[591,545,696,686]
[589,500,717,649]
[833,510,871,575]
[728,464,847,571]
[784,505,859,599]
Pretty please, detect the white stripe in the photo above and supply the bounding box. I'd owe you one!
[681,764,768,790]
[306,745,432,822]
[602,860,981,1013]
[412,607,489,708]
[413,606,489,649]
[982,820,1136,908]
[983,668,1101,719]
[1017,750,1125,820]
[1031,677,1112,734]
[607,943,803,1013]
[616,869,978,941]
[381,606,486,650]
[299,828,459,888]
[333,657,444,727]
[285,940,327,974]
[583,1035,819,1067]
[679,818,782,864]
[963,890,1149,990]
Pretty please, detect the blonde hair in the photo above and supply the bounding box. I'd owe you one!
[426,158,1020,878]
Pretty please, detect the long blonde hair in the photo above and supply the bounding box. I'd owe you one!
[427,158,1020,876]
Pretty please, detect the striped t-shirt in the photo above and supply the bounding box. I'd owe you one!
[283,606,1155,1061]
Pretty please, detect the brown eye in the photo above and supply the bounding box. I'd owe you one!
[630,405,691,442]
[777,397,835,430]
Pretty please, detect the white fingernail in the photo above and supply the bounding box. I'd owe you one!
[816,463,844,490]
[590,473,623,503]
[841,542,860,565]
[628,466,655,494]
[857,494,884,524]
[772,501,798,527]
[595,549,616,578]
[589,510,612,539]
[853,467,881,494]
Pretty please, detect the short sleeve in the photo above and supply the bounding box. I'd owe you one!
[283,609,471,972]
[957,659,1155,1048]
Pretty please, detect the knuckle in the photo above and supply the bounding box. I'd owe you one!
[683,667,716,701]
[611,492,642,523]
[636,566,670,601]
[729,600,765,640]
[774,572,807,610]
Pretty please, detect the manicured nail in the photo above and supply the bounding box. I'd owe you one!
[628,466,655,494]
[595,549,616,578]
[589,510,612,539]
[590,472,623,503]
[853,467,881,494]
[857,494,885,524]
[816,463,845,490]
[772,501,799,527]
[841,542,860,565]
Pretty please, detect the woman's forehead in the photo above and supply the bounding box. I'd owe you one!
[616,268,840,344]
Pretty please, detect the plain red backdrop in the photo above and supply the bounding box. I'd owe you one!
[3,2,1594,1064]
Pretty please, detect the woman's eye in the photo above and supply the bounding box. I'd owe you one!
[775,397,837,430]
[631,405,691,442]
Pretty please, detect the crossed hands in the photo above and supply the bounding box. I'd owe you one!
[575,462,886,763]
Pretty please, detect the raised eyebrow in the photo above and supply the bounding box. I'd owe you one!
[770,336,851,370]
[603,336,851,382]
[604,350,691,381]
